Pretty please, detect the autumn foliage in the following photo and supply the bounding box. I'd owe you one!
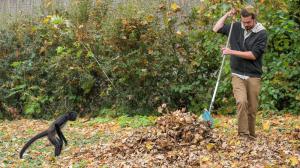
[0,0,299,119]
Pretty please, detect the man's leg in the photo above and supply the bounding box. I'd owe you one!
[231,76,249,135]
[246,77,261,137]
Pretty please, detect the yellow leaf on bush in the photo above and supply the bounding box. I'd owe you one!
[263,120,271,131]
[39,47,46,54]
[176,30,182,36]
[43,16,52,24]
[171,3,180,12]
[146,15,154,23]
[46,1,53,8]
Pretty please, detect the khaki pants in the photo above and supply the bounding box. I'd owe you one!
[231,76,261,136]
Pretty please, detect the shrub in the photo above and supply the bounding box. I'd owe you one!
[0,0,299,118]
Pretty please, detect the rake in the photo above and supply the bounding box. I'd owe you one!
[201,20,234,128]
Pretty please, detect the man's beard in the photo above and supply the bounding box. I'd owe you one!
[245,26,254,30]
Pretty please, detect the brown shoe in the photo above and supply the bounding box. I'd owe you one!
[238,133,249,141]
[249,134,257,140]
[238,133,249,137]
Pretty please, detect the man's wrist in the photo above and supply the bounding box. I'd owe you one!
[230,49,236,55]
[224,13,229,18]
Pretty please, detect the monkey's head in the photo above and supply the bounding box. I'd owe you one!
[68,112,77,121]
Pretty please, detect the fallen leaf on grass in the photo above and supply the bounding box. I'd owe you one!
[289,156,299,166]
[200,156,210,162]
[206,143,215,151]
[263,120,271,131]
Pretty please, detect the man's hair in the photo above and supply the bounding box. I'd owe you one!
[241,5,256,19]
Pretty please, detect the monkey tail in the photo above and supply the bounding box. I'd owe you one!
[19,131,48,158]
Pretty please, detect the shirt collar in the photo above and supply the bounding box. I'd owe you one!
[241,22,265,33]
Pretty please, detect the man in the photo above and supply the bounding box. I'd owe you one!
[212,6,267,139]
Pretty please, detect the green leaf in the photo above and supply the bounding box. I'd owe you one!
[11,61,23,68]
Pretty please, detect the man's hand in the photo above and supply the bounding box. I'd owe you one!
[221,48,257,60]
[213,8,236,32]
[226,9,237,17]
[222,47,232,55]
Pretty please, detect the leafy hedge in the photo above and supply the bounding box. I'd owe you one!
[0,0,299,119]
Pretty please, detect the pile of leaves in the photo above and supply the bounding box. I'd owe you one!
[90,110,221,167]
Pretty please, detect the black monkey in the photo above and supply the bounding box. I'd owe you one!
[19,112,77,158]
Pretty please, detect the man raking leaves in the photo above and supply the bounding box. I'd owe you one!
[203,6,267,139]
[211,5,267,140]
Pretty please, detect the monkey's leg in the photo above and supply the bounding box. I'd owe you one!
[57,137,63,155]
[55,124,68,146]
[48,136,61,156]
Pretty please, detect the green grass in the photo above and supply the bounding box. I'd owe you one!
[0,130,4,137]
[73,160,88,168]
[25,129,36,134]
[117,115,157,128]
[87,117,112,126]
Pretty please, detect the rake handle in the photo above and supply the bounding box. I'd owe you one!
[208,21,234,113]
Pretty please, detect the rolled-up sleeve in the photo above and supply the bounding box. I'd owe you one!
[251,31,267,59]
[217,24,231,36]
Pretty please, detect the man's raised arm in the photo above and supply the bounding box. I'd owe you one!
[213,9,236,32]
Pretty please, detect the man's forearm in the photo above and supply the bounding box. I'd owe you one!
[231,50,256,60]
[213,13,229,32]
[213,9,236,32]
[225,49,256,60]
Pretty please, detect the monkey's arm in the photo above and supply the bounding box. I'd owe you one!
[55,124,68,146]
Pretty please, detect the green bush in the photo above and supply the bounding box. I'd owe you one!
[258,2,300,114]
[0,0,299,119]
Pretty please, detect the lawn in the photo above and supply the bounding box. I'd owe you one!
[0,112,299,167]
